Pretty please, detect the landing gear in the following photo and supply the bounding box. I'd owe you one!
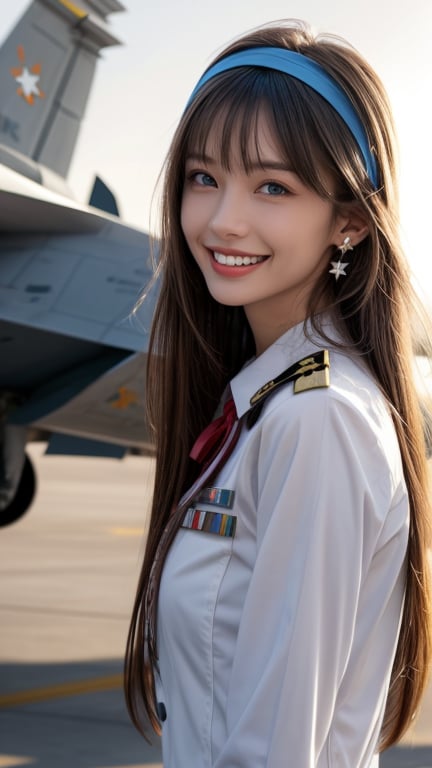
[0,454,36,527]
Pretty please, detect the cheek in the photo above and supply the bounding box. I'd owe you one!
[295,209,336,254]
[181,184,203,228]
[181,189,215,236]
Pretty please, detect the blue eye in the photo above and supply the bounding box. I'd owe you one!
[191,172,217,187]
[260,182,288,196]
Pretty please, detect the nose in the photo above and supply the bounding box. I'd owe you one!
[208,187,250,240]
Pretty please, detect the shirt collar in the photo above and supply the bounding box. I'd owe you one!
[231,315,340,418]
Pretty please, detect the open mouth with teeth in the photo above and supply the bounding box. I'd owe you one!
[213,252,267,266]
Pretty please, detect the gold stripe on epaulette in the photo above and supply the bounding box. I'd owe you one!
[250,378,277,404]
[250,349,330,406]
[293,361,330,393]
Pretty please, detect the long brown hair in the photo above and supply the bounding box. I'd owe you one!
[125,21,432,750]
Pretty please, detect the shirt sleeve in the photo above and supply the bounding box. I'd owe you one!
[212,391,409,768]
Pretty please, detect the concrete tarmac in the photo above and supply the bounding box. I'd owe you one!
[0,444,431,767]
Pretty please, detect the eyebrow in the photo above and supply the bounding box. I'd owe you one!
[185,153,295,173]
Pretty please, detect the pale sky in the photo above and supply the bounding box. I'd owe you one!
[2,0,432,300]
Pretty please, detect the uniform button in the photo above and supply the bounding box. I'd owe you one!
[157,701,167,722]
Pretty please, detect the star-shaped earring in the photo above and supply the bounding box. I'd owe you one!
[329,260,349,280]
[338,236,353,256]
[329,236,353,280]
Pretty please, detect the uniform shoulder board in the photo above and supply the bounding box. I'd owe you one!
[246,350,330,429]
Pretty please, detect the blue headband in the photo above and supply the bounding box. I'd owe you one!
[187,47,378,188]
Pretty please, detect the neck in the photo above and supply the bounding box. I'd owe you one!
[245,295,329,356]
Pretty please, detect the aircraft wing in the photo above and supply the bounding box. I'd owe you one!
[10,352,151,452]
[0,162,156,351]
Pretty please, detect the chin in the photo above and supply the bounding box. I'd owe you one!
[206,288,245,307]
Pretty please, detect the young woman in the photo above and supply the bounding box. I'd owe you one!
[125,21,432,767]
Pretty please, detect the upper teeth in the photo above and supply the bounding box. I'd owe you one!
[214,252,265,266]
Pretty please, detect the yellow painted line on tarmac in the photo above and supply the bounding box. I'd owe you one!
[0,758,34,767]
[109,527,145,537]
[0,674,123,709]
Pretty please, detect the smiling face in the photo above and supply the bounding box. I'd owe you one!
[181,113,346,353]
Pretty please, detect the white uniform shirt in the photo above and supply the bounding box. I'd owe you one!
[156,319,409,768]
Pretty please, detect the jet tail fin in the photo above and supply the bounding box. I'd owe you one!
[89,175,120,216]
[0,0,124,177]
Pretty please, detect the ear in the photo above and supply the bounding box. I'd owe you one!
[332,203,369,248]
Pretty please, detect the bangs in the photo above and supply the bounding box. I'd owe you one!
[181,68,355,197]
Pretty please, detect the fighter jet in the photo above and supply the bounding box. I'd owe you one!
[0,0,156,526]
